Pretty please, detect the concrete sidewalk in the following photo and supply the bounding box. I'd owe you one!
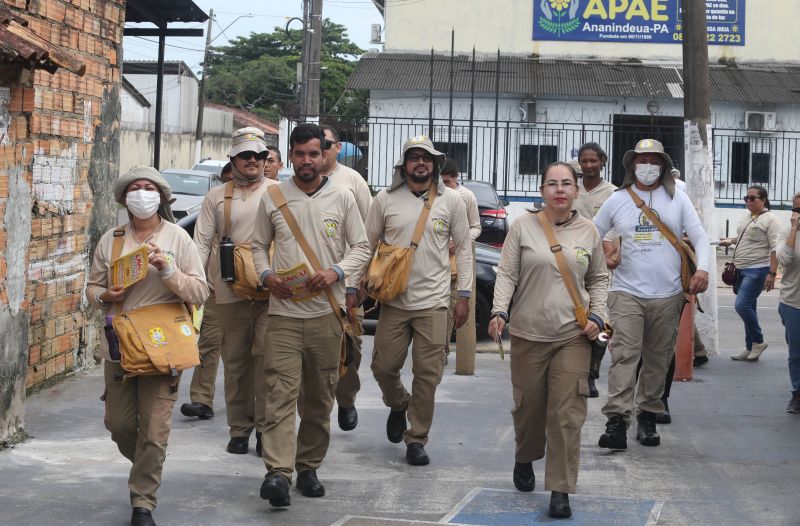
[2,290,800,525]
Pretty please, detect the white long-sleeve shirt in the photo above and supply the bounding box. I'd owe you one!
[593,185,710,299]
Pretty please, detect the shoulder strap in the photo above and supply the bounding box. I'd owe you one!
[534,212,588,329]
[223,181,234,238]
[111,226,126,262]
[267,184,345,326]
[625,187,680,247]
[410,185,437,249]
[731,211,763,260]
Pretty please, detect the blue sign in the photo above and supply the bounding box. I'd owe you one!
[533,0,745,46]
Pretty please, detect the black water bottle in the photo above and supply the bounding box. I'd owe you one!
[220,236,236,282]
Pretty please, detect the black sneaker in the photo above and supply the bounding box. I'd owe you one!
[180,402,214,420]
[587,376,599,398]
[386,409,407,444]
[786,392,800,414]
[598,415,628,450]
[405,442,430,466]
[260,473,291,507]
[512,462,535,492]
[693,356,709,368]
[296,469,325,497]
[636,411,661,446]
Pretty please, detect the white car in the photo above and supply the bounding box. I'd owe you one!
[161,168,222,219]
[191,159,228,177]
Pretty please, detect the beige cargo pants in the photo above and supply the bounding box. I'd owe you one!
[218,299,269,438]
[371,304,448,446]
[510,334,591,494]
[188,292,223,408]
[103,361,180,510]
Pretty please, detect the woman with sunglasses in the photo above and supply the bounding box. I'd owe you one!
[721,185,781,361]
[776,193,800,412]
[489,162,608,519]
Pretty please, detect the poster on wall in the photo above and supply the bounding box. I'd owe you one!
[532,0,745,46]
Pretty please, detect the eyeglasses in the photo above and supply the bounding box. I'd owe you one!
[406,155,434,164]
[543,180,575,189]
[742,195,762,202]
[236,150,268,161]
[792,207,800,213]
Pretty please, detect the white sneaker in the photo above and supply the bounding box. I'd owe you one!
[731,350,751,361]
[746,342,768,361]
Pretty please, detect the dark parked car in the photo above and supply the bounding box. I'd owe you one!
[363,242,501,338]
[462,180,509,247]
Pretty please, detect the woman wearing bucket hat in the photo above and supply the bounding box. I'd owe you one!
[593,139,710,451]
[720,185,781,361]
[86,166,208,526]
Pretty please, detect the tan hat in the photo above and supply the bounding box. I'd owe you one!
[228,127,267,157]
[621,138,673,175]
[399,135,446,165]
[567,160,583,175]
[113,165,176,222]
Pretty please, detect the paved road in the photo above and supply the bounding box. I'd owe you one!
[2,289,799,525]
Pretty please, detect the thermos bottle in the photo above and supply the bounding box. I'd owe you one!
[220,236,235,282]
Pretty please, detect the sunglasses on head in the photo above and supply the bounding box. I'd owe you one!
[236,150,268,161]
[742,195,762,202]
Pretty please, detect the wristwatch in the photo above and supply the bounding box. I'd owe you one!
[768,271,777,277]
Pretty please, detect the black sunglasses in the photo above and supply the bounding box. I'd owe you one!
[793,207,800,213]
[236,150,268,161]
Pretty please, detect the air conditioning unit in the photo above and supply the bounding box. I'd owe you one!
[745,111,777,133]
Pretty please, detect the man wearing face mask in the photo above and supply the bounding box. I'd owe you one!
[592,139,710,450]
[194,127,278,455]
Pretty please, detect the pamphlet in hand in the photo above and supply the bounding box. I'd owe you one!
[111,245,149,289]
[276,262,320,302]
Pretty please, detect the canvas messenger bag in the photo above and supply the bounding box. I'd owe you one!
[365,185,437,303]
[223,181,271,302]
[106,227,200,377]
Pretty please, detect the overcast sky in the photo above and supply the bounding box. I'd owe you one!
[122,0,384,76]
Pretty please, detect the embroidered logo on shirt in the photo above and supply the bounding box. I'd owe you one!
[322,217,340,238]
[432,218,448,234]
[575,247,590,266]
[149,327,168,347]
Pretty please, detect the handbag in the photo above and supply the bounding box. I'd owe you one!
[365,186,437,303]
[104,227,200,377]
[267,185,358,378]
[223,181,271,301]
[626,188,697,294]
[721,213,762,287]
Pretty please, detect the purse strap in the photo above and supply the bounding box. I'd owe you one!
[409,185,437,249]
[267,184,346,328]
[222,181,234,238]
[534,212,588,329]
[730,211,763,260]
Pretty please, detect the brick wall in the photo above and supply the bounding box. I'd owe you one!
[0,0,123,440]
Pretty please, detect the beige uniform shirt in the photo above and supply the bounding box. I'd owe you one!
[574,178,617,220]
[326,162,373,222]
[365,183,473,311]
[251,177,371,318]
[456,183,482,241]
[777,226,800,309]
[492,212,608,342]
[87,220,209,361]
[733,211,781,269]
[194,178,278,304]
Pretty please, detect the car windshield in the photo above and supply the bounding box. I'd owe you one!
[192,164,221,174]
[464,182,499,207]
[162,171,209,196]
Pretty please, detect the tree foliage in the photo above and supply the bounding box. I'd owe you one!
[206,19,367,122]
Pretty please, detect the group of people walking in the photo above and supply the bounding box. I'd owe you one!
[88,124,800,525]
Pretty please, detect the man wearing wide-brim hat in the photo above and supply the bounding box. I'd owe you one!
[363,135,474,466]
[592,138,711,450]
[189,127,278,456]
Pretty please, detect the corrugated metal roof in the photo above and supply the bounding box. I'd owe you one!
[348,52,800,104]
[205,103,279,135]
[125,0,208,25]
[0,7,85,75]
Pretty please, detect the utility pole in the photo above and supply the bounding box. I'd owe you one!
[682,0,719,357]
[194,9,214,165]
[304,0,322,120]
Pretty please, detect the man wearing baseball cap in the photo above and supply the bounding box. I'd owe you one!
[592,138,710,450]
[364,135,473,465]
[192,127,277,455]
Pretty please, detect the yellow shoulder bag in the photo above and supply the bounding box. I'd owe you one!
[223,181,271,301]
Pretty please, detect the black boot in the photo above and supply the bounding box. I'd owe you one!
[636,411,661,446]
[227,436,248,454]
[406,442,430,466]
[548,491,572,519]
[296,469,325,497]
[587,375,599,398]
[131,507,156,526]
[655,399,671,424]
[260,473,291,507]
[338,406,358,431]
[598,415,628,450]
[386,409,407,443]
[787,392,800,413]
[512,462,534,492]
[179,402,213,419]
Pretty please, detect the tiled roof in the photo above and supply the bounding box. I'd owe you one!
[347,52,800,104]
[205,102,279,135]
[0,7,85,75]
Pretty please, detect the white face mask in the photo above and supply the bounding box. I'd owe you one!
[126,189,161,219]
[635,164,661,186]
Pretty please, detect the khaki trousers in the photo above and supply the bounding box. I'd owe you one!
[371,304,447,445]
[219,299,269,438]
[444,280,458,355]
[602,291,685,421]
[262,313,341,481]
[188,292,223,407]
[103,361,180,510]
[511,334,590,494]
[334,308,364,408]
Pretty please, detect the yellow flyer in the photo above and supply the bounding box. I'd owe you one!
[276,262,320,302]
[111,245,149,289]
